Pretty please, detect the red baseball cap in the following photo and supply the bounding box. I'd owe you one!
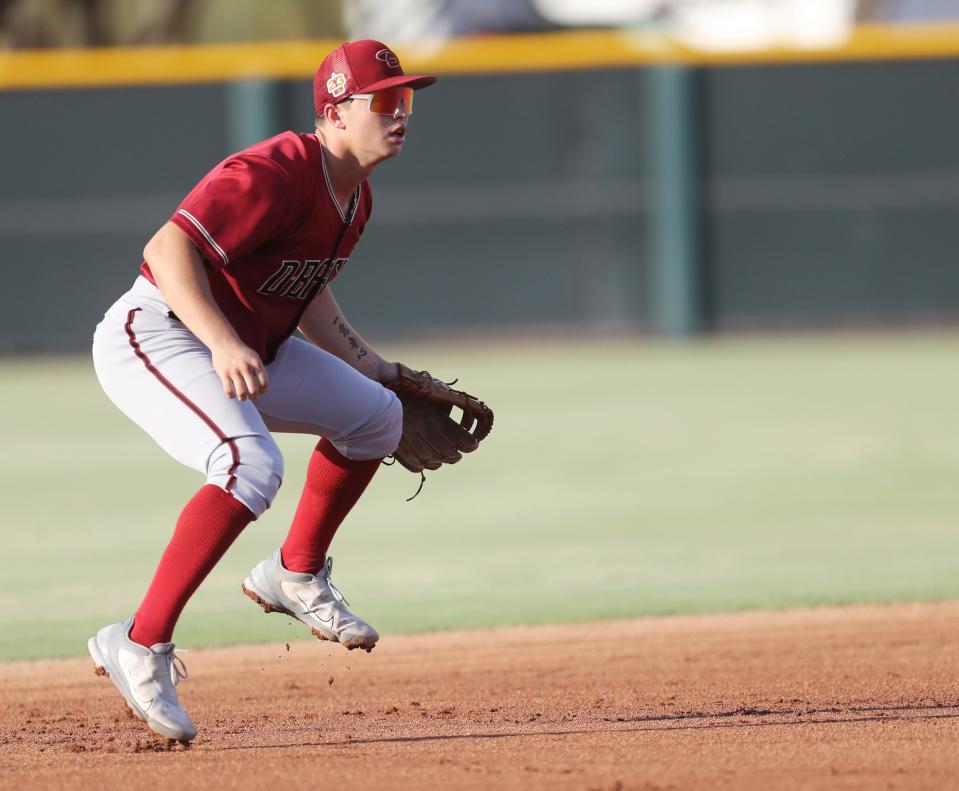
[314,40,437,116]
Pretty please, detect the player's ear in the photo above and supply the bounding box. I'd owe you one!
[323,102,348,130]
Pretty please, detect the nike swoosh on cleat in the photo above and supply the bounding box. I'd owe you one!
[291,587,335,625]
[116,648,155,710]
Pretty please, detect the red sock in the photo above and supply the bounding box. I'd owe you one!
[281,439,380,574]
[130,485,253,647]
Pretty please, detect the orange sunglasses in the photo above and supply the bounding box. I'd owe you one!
[348,87,414,117]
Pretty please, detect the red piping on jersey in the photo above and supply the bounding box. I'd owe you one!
[124,308,240,492]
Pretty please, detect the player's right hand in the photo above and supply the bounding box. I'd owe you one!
[212,342,269,401]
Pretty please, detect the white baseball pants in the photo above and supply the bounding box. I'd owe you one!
[92,276,402,517]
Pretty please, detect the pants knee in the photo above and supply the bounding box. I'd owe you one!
[332,389,403,461]
[207,434,283,518]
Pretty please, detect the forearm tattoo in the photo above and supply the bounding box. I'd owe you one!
[331,315,368,360]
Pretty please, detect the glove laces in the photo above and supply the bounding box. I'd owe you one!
[407,470,426,501]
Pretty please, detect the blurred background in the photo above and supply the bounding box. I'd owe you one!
[5,0,959,344]
[2,1,959,660]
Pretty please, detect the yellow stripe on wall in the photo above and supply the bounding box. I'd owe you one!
[3,24,959,91]
[0,40,341,89]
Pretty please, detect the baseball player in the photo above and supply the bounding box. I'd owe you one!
[87,40,437,743]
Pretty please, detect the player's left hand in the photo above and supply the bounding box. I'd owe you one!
[384,363,494,474]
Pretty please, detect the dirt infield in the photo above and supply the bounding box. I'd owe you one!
[2,602,959,790]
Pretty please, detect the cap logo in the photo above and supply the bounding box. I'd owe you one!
[326,72,347,97]
[375,49,400,69]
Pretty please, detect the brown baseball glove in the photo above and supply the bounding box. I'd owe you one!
[384,363,494,488]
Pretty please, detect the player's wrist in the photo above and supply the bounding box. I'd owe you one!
[208,331,248,355]
[375,360,401,384]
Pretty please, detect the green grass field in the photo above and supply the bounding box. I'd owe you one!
[3,332,959,661]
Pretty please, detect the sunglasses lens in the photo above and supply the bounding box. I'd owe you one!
[368,87,414,116]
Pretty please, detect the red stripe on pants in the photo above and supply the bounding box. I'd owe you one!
[124,308,240,489]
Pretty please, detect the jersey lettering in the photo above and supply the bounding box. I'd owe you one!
[257,258,347,300]
[257,260,301,296]
[283,260,321,299]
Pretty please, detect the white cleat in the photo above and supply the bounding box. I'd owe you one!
[242,550,379,652]
[87,618,196,742]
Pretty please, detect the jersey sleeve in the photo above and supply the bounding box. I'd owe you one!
[170,154,292,270]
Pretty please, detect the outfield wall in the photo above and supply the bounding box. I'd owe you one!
[2,29,959,351]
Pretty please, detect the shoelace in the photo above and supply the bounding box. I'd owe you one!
[303,557,350,611]
[322,557,350,606]
[165,650,189,687]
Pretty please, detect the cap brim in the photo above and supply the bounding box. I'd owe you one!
[360,74,437,94]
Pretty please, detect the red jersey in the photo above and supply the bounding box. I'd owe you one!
[142,132,372,363]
